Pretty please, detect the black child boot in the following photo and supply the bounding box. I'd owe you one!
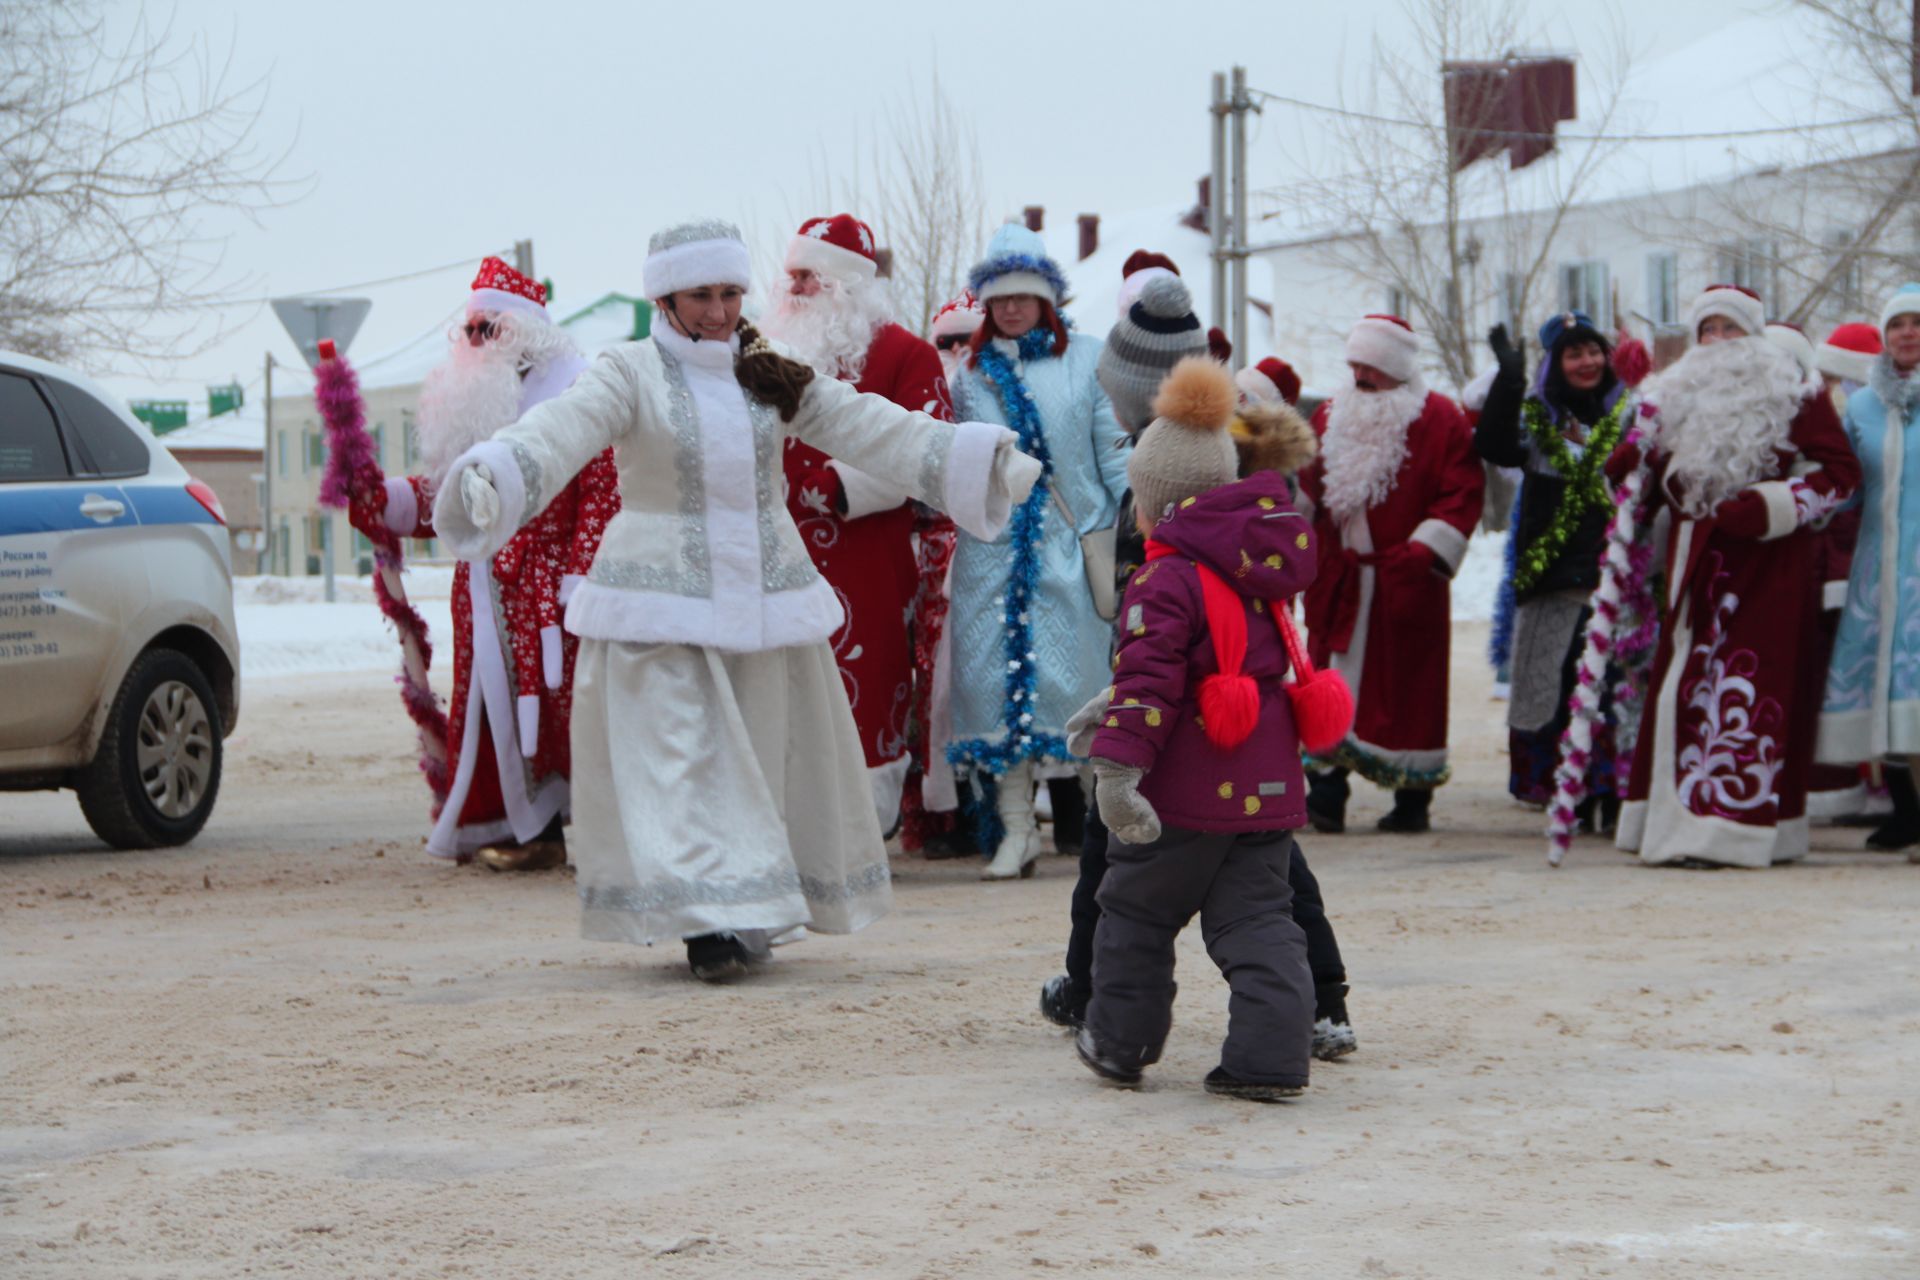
[1866,766,1920,851]
[1306,768,1350,834]
[1377,787,1432,834]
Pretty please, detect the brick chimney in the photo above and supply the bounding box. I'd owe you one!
[1023,205,1045,232]
[1077,214,1100,261]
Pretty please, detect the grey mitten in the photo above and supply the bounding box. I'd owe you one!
[1094,759,1160,847]
[1065,687,1114,758]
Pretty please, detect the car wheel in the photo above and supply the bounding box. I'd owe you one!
[75,648,223,849]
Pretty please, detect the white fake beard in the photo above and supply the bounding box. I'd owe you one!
[1320,381,1426,522]
[1648,338,1804,519]
[416,338,525,493]
[762,278,893,381]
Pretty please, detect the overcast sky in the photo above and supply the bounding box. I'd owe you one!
[94,0,1743,403]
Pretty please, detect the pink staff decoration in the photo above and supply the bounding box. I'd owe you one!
[313,337,452,807]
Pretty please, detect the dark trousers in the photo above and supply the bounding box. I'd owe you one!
[1087,825,1314,1086]
[1066,802,1345,1001]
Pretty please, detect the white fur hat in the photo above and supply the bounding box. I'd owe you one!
[1687,284,1766,340]
[1344,314,1420,384]
[644,218,753,300]
[1881,282,1920,333]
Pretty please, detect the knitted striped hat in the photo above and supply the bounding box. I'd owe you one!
[1097,275,1209,434]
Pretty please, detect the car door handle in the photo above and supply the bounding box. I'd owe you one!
[78,494,125,522]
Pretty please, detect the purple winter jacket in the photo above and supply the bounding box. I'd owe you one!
[1089,471,1318,833]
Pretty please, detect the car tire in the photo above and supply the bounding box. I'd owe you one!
[75,648,223,849]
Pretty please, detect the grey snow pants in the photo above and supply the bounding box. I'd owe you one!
[1087,825,1314,1087]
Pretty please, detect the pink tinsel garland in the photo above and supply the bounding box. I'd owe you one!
[314,354,452,808]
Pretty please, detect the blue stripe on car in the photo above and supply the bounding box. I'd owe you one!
[0,484,219,537]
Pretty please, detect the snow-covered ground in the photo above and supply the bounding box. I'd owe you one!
[236,567,455,680]
[235,534,1510,680]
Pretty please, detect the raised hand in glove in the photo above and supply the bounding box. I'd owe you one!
[1094,759,1161,847]
[1488,323,1526,387]
[459,462,501,531]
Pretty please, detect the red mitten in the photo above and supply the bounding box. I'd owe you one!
[1611,331,1652,388]
[347,475,387,538]
[795,465,846,517]
[1713,489,1770,539]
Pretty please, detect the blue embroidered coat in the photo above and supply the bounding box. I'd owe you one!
[947,333,1130,773]
[1819,358,1920,762]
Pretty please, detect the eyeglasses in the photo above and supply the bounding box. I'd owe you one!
[462,318,498,343]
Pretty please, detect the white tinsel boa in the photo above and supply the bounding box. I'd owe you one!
[1320,381,1426,522]
[1642,338,1803,519]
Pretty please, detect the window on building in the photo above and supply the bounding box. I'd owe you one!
[1826,228,1865,314]
[305,425,326,471]
[303,514,328,575]
[1499,272,1524,332]
[277,429,288,477]
[371,422,384,470]
[401,408,417,469]
[1386,286,1407,319]
[1559,260,1612,330]
[277,518,291,575]
[1646,252,1680,328]
[1716,240,1777,315]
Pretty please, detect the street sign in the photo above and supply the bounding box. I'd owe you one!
[270,297,371,369]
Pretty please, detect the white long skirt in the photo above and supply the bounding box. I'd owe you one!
[571,637,893,946]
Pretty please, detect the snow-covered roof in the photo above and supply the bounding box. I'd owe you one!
[1036,202,1276,358]
[1258,6,1911,246]
[160,402,266,455]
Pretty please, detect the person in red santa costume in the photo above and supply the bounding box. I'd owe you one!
[1609,285,1860,868]
[1297,314,1485,834]
[348,257,620,871]
[761,214,956,834]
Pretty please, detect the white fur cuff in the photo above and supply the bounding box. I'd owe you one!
[1752,480,1799,541]
[541,624,563,690]
[830,461,911,520]
[558,574,584,605]
[1409,518,1469,575]
[430,439,527,562]
[517,694,540,757]
[945,422,1025,541]
[382,476,418,535]
[1823,579,1849,611]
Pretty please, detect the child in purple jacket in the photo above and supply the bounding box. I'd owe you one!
[1072,357,1319,1101]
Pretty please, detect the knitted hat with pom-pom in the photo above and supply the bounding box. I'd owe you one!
[1128,356,1241,524]
[1098,275,1210,434]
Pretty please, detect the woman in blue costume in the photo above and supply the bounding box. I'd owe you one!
[947,224,1130,879]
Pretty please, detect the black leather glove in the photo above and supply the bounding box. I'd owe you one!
[1488,324,1525,386]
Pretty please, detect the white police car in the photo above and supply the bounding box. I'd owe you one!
[1,350,239,847]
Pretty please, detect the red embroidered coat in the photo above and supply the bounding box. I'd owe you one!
[355,448,619,858]
[1296,392,1484,787]
[1608,390,1859,867]
[782,322,953,776]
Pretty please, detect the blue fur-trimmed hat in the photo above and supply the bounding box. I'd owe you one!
[1537,309,1605,356]
[968,223,1069,306]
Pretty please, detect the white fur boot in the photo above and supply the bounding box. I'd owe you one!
[981,761,1041,881]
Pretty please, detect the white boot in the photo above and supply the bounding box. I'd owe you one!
[981,761,1041,881]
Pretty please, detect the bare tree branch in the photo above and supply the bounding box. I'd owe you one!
[0,1,304,367]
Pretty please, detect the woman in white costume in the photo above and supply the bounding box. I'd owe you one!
[432,219,1040,980]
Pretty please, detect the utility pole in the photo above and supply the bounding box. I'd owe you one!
[262,352,275,576]
[513,238,535,278]
[1209,73,1228,337]
[1209,68,1259,371]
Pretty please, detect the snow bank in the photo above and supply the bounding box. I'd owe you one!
[237,569,455,680]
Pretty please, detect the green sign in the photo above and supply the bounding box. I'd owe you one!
[131,399,190,434]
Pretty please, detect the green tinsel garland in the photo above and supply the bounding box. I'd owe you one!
[1512,396,1626,594]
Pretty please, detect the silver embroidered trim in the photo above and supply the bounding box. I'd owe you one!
[648,218,745,254]
[508,441,545,515]
[580,860,890,914]
[917,419,956,512]
[750,394,818,592]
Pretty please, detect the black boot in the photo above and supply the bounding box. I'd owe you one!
[1039,974,1089,1030]
[1377,788,1432,834]
[1048,776,1087,856]
[1312,980,1356,1061]
[1866,767,1920,851]
[1306,769,1350,834]
[686,933,750,983]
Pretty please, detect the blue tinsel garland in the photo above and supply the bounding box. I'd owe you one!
[946,329,1075,797]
